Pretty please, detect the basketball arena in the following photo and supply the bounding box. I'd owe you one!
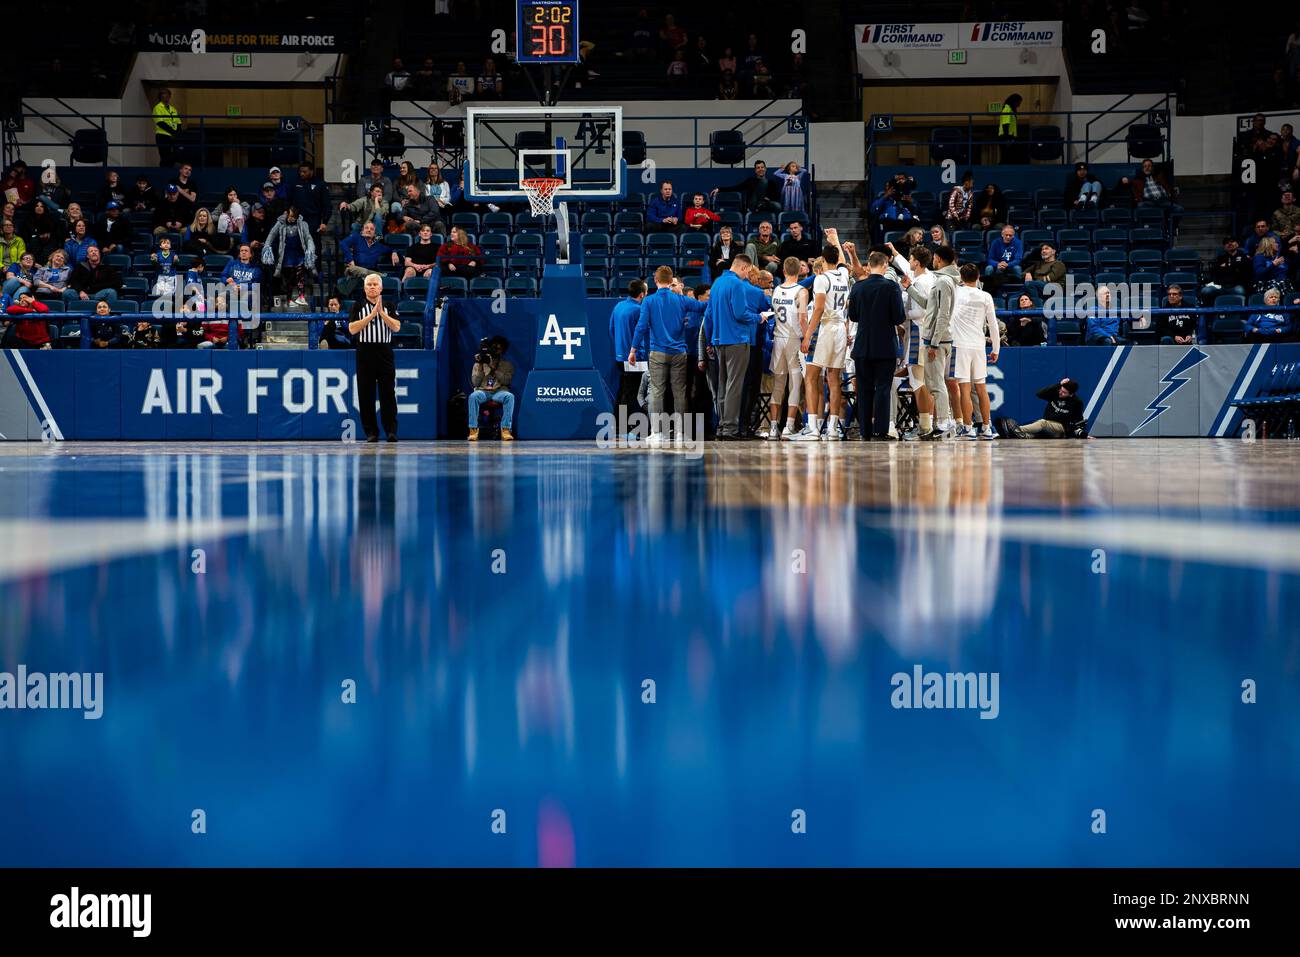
[0,0,1297,931]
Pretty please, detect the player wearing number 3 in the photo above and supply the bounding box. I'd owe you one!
[766,256,808,439]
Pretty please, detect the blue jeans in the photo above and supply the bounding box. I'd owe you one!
[469,389,514,429]
[350,211,387,233]
[2,278,34,298]
[63,289,118,303]
[984,263,1022,279]
[1075,181,1101,205]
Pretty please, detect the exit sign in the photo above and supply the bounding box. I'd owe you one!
[227,105,242,117]
[988,102,1003,113]
[948,49,967,65]
[232,53,252,67]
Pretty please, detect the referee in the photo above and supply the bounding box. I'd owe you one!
[348,273,402,443]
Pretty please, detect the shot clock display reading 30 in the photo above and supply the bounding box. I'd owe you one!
[517,0,581,63]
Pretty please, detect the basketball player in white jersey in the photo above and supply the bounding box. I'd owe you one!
[767,256,808,439]
[950,262,1000,440]
[793,243,852,441]
[887,240,936,438]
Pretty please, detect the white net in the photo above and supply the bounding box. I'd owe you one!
[522,177,565,217]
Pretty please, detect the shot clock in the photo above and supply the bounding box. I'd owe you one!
[517,0,581,64]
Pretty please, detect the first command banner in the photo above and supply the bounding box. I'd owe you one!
[854,21,1062,51]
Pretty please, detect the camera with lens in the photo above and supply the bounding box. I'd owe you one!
[474,336,494,364]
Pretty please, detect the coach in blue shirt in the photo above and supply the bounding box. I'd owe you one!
[630,267,705,439]
[609,278,648,415]
[646,181,683,234]
[704,254,764,438]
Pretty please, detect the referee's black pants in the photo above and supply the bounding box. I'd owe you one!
[357,343,398,439]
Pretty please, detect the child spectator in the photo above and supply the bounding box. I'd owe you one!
[776,162,805,213]
[261,207,317,307]
[1244,287,1294,341]
[150,236,181,297]
[127,174,157,213]
[267,167,288,201]
[2,291,52,349]
[667,50,689,89]
[437,226,483,279]
[683,193,720,232]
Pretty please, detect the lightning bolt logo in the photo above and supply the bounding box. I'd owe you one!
[1131,347,1210,435]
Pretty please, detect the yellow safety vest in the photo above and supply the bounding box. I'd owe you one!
[153,102,180,137]
[998,104,1017,139]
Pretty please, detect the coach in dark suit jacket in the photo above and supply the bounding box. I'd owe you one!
[847,250,907,440]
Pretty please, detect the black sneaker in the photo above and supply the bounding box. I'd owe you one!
[386,435,398,443]
[364,435,379,444]
[919,429,943,442]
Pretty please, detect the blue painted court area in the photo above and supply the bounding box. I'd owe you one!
[0,440,1297,867]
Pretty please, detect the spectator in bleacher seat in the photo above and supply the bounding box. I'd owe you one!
[467,336,516,442]
[1158,285,1198,344]
[266,167,287,201]
[184,209,227,256]
[1201,235,1252,303]
[216,188,247,239]
[713,160,782,214]
[220,242,262,294]
[691,36,713,87]
[341,184,390,235]
[34,249,71,299]
[61,219,94,266]
[318,295,353,350]
[902,226,926,252]
[683,193,720,232]
[395,162,420,200]
[717,69,739,100]
[944,171,975,231]
[150,236,180,297]
[89,299,126,349]
[1023,242,1066,300]
[609,279,649,417]
[127,174,156,214]
[262,206,318,308]
[437,226,483,279]
[384,58,412,97]
[717,45,737,75]
[97,170,127,210]
[60,201,85,237]
[984,225,1023,281]
[776,161,804,213]
[154,185,192,236]
[200,309,243,350]
[778,220,818,268]
[927,225,949,250]
[1065,162,1103,209]
[401,223,440,282]
[1253,237,1292,296]
[1238,114,1271,154]
[448,62,475,104]
[2,291,52,349]
[1085,285,1124,346]
[424,165,452,214]
[747,221,782,278]
[0,219,26,268]
[1244,287,1294,342]
[3,253,37,299]
[997,94,1023,164]
[153,88,180,166]
[710,224,740,278]
[412,58,439,99]
[1245,218,1278,257]
[95,202,130,256]
[478,58,504,98]
[1273,189,1300,246]
[870,180,916,236]
[340,222,399,294]
[660,14,688,60]
[244,203,272,260]
[1,161,37,208]
[647,181,683,234]
[290,162,331,243]
[631,9,655,58]
[1007,292,1046,347]
[36,168,70,215]
[1123,158,1182,216]
[66,245,122,305]
[26,200,63,264]
[397,183,445,236]
[259,182,286,223]
[751,59,772,98]
[667,50,689,90]
[973,183,1008,231]
[168,164,198,205]
[359,159,393,207]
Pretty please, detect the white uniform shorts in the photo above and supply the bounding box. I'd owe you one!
[953,346,988,383]
[809,321,847,369]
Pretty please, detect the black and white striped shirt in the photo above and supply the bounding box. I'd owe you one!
[350,297,394,344]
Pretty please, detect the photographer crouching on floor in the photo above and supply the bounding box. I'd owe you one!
[467,335,515,441]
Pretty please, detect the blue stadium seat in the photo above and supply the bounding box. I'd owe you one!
[1059,250,1092,273]
[383,233,413,250]
[452,212,481,233]
[402,276,430,300]
[381,276,400,298]
[613,212,644,234]
[513,234,544,255]
[581,211,611,233]
[1129,248,1163,269]
[584,276,608,297]
[1069,208,1100,227]
[506,278,538,297]
[1163,271,1198,289]
[1003,189,1031,208]
[582,253,610,278]
[1028,126,1064,161]
[714,191,743,211]
[679,234,711,259]
[1133,207,1166,228]
[1129,229,1165,251]
[470,277,502,298]
[1034,188,1062,210]
[104,253,132,273]
[206,254,233,274]
[1094,271,1127,286]
[479,234,510,258]
[929,127,969,165]
[1093,227,1129,250]
[778,211,809,229]
[1164,248,1200,272]
[1092,249,1126,271]
[645,233,677,254]
[718,211,744,231]
[121,276,150,300]
[580,233,611,255]
[1128,270,1162,287]
[1101,208,1133,225]
[1020,228,1052,248]
[614,233,644,256]
[132,253,157,274]
[393,321,424,349]
[115,301,140,313]
[1055,319,1082,344]
[396,301,426,319]
[441,276,468,298]
[1212,316,1245,344]
[1038,209,1067,229]
[65,300,96,313]
[508,256,540,279]
[952,229,984,248]
[956,246,984,266]
[483,211,514,232]
[1057,228,1091,251]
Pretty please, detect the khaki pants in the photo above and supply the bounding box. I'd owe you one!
[1021,419,1066,437]
[648,351,688,432]
[922,343,952,420]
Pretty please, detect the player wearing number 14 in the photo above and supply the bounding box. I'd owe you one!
[517,0,581,63]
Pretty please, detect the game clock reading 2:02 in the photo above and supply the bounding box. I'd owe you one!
[517,0,581,64]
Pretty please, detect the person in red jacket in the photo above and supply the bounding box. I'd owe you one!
[3,290,52,349]
[437,226,483,279]
[683,193,721,232]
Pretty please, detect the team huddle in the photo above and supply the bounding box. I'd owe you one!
[614,227,1002,442]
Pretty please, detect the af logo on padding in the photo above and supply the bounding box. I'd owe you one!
[539,313,586,361]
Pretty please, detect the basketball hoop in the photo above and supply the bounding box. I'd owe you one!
[522,177,565,217]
